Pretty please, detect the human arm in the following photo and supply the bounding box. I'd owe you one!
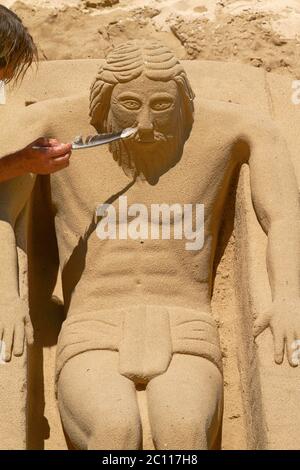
[0,138,72,183]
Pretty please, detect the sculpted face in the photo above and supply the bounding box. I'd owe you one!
[107,75,185,184]
[110,75,179,141]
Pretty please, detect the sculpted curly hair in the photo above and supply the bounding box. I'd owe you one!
[89,40,195,140]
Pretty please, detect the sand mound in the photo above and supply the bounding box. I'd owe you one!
[1,0,299,77]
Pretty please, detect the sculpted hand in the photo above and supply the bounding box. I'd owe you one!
[0,299,34,361]
[253,299,300,366]
[18,138,72,175]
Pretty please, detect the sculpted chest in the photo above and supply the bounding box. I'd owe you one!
[52,136,230,209]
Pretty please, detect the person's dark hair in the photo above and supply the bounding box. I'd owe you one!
[0,5,38,83]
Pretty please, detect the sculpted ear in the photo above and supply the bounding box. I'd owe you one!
[175,75,195,141]
[89,79,114,133]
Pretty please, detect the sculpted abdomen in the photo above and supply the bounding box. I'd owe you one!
[68,232,212,313]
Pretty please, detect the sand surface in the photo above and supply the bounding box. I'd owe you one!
[1,0,300,76]
[2,0,299,450]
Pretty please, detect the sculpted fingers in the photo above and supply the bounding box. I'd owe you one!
[286,331,298,367]
[3,325,14,362]
[13,321,25,357]
[273,330,285,364]
[0,324,3,360]
[291,332,300,367]
[0,301,33,361]
[253,311,271,338]
[24,315,34,346]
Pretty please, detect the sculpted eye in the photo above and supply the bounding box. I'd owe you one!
[151,100,173,111]
[120,99,141,111]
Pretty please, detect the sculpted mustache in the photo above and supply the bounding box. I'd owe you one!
[128,131,173,143]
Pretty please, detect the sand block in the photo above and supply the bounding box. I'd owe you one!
[1,59,300,449]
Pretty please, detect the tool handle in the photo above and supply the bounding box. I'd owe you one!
[31,146,52,150]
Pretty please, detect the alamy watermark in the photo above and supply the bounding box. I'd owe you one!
[95,196,204,251]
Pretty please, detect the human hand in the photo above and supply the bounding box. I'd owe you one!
[253,298,300,366]
[19,137,72,175]
[0,298,33,362]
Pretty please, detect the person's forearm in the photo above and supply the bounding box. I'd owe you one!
[267,217,300,300]
[0,151,26,183]
[0,219,20,301]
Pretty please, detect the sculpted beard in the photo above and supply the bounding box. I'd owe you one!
[107,110,185,184]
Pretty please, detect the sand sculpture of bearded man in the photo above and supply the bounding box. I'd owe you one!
[89,41,194,184]
[3,40,300,450]
[51,42,225,450]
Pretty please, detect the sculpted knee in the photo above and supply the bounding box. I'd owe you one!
[88,414,142,450]
[152,413,209,450]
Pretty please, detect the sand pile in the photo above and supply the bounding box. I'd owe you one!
[1,0,299,77]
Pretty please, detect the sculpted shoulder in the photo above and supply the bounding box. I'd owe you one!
[29,94,91,142]
[192,97,280,145]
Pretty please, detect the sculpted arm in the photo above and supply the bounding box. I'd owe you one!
[0,178,34,361]
[247,119,300,365]
[0,99,70,360]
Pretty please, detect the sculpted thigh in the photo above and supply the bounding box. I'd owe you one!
[57,350,142,450]
[146,354,223,450]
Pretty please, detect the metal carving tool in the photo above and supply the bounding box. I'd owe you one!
[71,127,136,150]
[32,127,137,150]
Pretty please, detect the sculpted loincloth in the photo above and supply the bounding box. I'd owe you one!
[55,305,223,385]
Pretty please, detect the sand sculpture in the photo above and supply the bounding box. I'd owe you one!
[1,40,300,450]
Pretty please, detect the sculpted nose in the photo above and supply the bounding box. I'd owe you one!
[138,126,154,142]
[137,110,154,142]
